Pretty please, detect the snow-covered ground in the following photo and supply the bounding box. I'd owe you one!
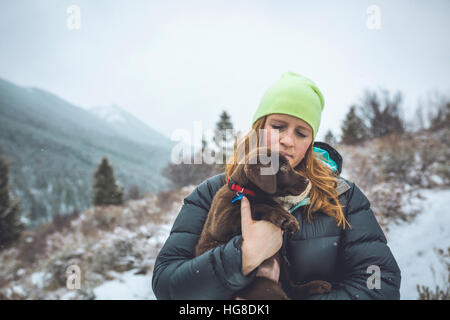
[385,188,450,300]
[0,186,194,300]
[93,269,155,300]
[91,201,182,300]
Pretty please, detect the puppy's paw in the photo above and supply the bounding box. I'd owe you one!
[307,280,332,295]
[281,215,300,234]
[263,213,299,234]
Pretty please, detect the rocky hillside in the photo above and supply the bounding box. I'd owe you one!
[0,185,195,299]
[337,127,449,229]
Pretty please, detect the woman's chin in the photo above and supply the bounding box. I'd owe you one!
[287,158,300,169]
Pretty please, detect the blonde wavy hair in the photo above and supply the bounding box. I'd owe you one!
[225,116,350,229]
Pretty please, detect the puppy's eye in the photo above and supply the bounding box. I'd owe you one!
[279,163,288,173]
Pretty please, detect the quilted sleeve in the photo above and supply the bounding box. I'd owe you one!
[152,174,257,299]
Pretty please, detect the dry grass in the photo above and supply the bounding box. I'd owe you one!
[337,130,448,228]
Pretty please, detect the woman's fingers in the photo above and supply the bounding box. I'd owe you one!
[240,196,253,230]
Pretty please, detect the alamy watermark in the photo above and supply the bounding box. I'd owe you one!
[67,5,81,30]
[66,264,81,290]
[366,5,381,30]
[367,265,381,289]
[170,122,280,175]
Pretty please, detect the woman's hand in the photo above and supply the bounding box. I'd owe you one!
[240,196,283,276]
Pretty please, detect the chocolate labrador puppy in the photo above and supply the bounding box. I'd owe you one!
[195,147,332,299]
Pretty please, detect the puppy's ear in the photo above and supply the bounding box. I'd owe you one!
[244,149,277,195]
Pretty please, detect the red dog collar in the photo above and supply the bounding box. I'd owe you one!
[227,178,256,197]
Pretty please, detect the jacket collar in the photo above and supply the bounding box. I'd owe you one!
[312,141,350,196]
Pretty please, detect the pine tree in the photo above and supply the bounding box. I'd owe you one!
[324,130,338,147]
[0,156,25,250]
[213,111,235,167]
[341,105,369,145]
[92,156,123,206]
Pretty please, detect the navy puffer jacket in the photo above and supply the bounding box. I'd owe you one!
[152,142,401,299]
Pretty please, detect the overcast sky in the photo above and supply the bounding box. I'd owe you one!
[0,0,449,143]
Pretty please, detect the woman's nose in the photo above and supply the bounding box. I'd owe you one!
[279,130,294,147]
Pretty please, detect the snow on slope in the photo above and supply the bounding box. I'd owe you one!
[93,269,156,300]
[385,188,450,300]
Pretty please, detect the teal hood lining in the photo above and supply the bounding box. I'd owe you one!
[313,146,338,172]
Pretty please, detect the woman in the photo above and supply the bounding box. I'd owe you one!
[152,72,401,300]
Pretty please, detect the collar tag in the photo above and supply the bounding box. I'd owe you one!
[231,193,245,203]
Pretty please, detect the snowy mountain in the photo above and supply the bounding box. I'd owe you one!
[88,105,176,150]
[89,105,128,124]
[0,77,174,227]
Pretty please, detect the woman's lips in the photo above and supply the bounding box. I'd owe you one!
[280,152,292,159]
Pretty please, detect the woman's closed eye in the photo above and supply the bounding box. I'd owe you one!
[271,125,306,137]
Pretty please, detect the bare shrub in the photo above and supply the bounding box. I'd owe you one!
[162,161,221,190]
[92,206,123,231]
[80,219,99,238]
[156,190,178,213]
[371,131,447,188]
[91,239,138,275]
[16,223,56,265]
[369,184,410,226]
[375,132,415,183]
[417,247,450,300]
[346,152,379,193]
[52,213,74,232]
[79,206,123,237]
[356,89,405,139]
[126,184,141,201]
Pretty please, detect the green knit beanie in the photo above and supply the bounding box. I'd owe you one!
[252,72,325,140]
